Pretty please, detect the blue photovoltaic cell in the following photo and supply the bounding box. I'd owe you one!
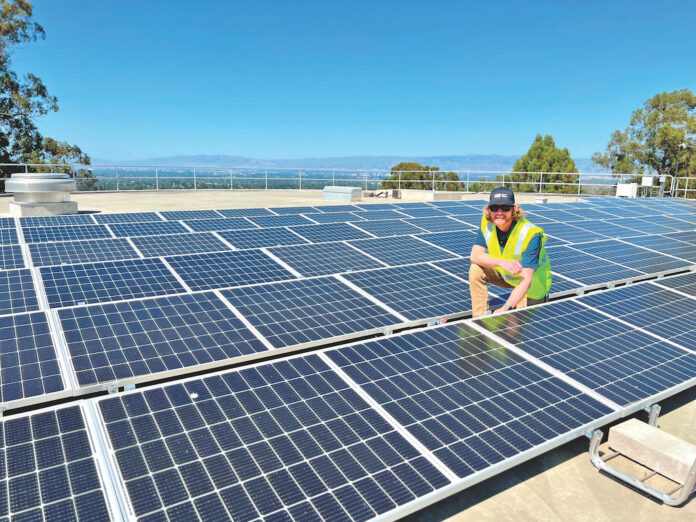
[351,219,427,237]
[130,233,230,257]
[22,224,113,243]
[217,228,308,250]
[572,239,691,273]
[392,202,432,209]
[396,208,449,218]
[267,206,321,214]
[97,355,449,520]
[165,250,296,291]
[637,215,696,231]
[348,236,457,266]
[109,221,189,238]
[28,238,140,267]
[664,230,696,246]
[564,209,615,220]
[655,271,696,296]
[568,220,649,239]
[0,269,40,316]
[93,212,163,224]
[447,213,485,226]
[621,234,696,263]
[357,210,409,220]
[604,218,677,235]
[475,300,696,406]
[328,324,613,478]
[0,245,24,270]
[289,223,373,243]
[184,217,258,232]
[577,283,696,351]
[0,228,18,245]
[160,210,223,221]
[404,217,472,233]
[0,312,64,404]
[526,210,586,223]
[0,217,15,229]
[59,292,269,386]
[354,203,400,210]
[20,214,96,227]
[415,230,477,257]
[301,212,365,224]
[537,222,606,244]
[544,245,643,286]
[247,215,315,228]
[40,258,186,308]
[218,208,276,218]
[314,204,362,212]
[0,405,112,520]
[342,264,474,320]
[428,201,467,207]
[547,273,584,294]
[222,277,401,348]
[268,242,385,276]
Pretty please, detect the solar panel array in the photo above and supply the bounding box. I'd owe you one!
[1,196,696,520]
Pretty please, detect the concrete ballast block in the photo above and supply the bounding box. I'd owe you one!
[608,418,696,484]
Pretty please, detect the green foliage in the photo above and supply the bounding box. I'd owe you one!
[593,89,696,181]
[0,1,90,188]
[382,162,461,191]
[511,134,579,194]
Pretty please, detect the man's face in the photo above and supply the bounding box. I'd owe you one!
[490,204,513,230]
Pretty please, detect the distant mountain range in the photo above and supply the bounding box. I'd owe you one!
[93,154,608,173]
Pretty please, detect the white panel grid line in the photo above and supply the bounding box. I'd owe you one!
[427,262,469,284]
[318,352,459,483]
[259,247,305,278]
[46,307,80,396]
[572,293,696,356]
[614,236,696,264]
[158,257,194,293]
[212,289,278,352]
[333,274,411,323]
[102,223,117,239]
[154,211,165,220]
[466,320,622,412]
[301,214,321,224]
[285,226,318,242]
[342,241,392,266]
[179,220,195,233]
[346,221,379,238]
[16,221,32,269]
[409,234,465,258]
[124,237,145,258]
[211,231,238,251]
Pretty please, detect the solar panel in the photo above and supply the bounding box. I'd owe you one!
[0,404,114,520]
[654,271,696,296]
[428,201,467,207]
[20,214,96,227]
[669,213,696,224]
[342,264,473,321]
[577,283,696,350]
[217,208,276,218]
[327,323,614,479]
[525,210,585,222]
[447,213,485,226]
[396,208,449,218]
[475,300,696,406]
[28,238,141,268]
[637,215,696,231]
[415,230,477,257]
[357,210,409,220]
[351,219,427,237]
[0,312,65,405]
[313,204,362,212]
[160,210,223,220]
[0,217,15,229]
[403,217,472,233]
[93,212,163,224]
[563,208,615,220]
[604,217,677,235]
[267,242,386,277]
[544,244,643,286]
[572,239,691,273]
[621,234,696,263]
[392,202,432,209]
[247,215,315,228]
[568,220,648,239]
[109,221,189,238]
[222,277,402,348]
[0,269,40,316]
[130,232,231,257]
[267,206,321,215]
[40,258,186,308]
[217,227,308,250]
[58,291,269,387]
[183,217,258,232]
[347,236,458,266]
[22,224,113,244]
[537,222,605,244]
[302,212,365,224]
[165,250,296,291]
[0,228,18,245]
[663,230,696,246]
[354,203,400,210]
[0,245,25,270]
[289,223,373,243]
[441,207,483,216]
[95,354,449,520]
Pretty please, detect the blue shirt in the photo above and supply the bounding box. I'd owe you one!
[473,222,542,269]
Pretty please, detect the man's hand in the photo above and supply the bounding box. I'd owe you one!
[498,260,522,275]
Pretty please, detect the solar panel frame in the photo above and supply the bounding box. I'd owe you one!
[160,210,224,221]
[108,221,190,238]
[346,236,459,266]
[130,232,231,257]
[415,230,478,257]
[620,234,696,263]
[93,212,163,224]
[217,208,277,218]
[22,224,114,244]
[351,219,430,237]
[28,238,141,268]
[20,214,97,228]
[217,227,310,250]
[312,204,363,213]
[183,217,259,232]
[396,208,450,218]
[571,239,693,274]
[653,271,696,296]
[300,211,366,224]
[544,244,644,288]
[247,215,316,228]
[289,222,374,243]
[403,216,473,232]
[267,242,387,277]
[356,209,410,220]
[267,206,322,214]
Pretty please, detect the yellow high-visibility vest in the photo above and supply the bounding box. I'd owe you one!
[480,216,552,299]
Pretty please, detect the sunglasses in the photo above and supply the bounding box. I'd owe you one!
[490,205,512,212]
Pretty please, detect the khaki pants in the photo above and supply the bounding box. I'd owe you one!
[469,264,545,318]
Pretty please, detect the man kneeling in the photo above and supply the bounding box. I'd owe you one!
[469,187,551,317]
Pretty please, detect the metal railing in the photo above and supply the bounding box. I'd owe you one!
[0,163,684,197]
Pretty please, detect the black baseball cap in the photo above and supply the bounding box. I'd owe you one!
[489,187,515,206]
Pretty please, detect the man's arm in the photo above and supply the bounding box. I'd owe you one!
[470,245,522,275]
[493,267,534,314]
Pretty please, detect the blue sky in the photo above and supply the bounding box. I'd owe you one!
[12,1,696,161]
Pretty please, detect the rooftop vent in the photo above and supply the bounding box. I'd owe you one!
[5,172,78,216]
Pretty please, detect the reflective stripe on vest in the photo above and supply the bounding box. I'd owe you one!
[484,222,495,244]
[514,222,533,257]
